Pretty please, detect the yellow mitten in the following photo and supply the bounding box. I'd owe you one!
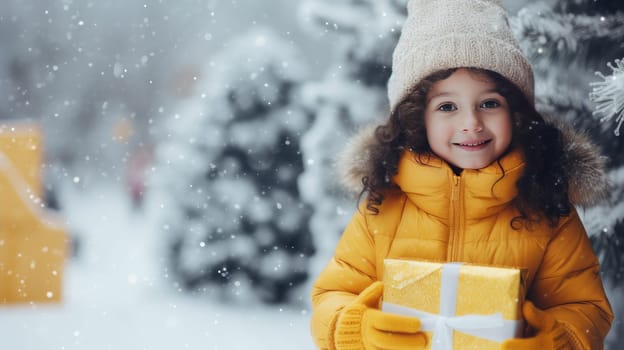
[502,301,574,350]
[333,281,426,350]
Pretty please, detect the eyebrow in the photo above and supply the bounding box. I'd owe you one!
[426,92,454,104]
[426,88,501,104]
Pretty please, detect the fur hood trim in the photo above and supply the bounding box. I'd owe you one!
[337,122,610,207]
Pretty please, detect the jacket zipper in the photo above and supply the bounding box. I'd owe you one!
[448,175,462,261]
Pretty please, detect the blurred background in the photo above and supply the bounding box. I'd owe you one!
[0,0,622,349]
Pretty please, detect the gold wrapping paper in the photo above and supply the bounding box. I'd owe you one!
[382,259,527,350]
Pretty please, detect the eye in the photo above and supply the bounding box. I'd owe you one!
[480,100,500,109]
[437,103,457,112]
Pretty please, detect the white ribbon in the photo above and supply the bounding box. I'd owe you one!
[382,263,522,349]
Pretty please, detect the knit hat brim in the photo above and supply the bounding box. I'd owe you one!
[388,34,534,112]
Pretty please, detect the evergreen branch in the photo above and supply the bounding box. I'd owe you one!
[298,0,405,37]
[590,58,624,136]
[536,83,593,119]
[511,4,624,58]
[591,219,624,286]
[298,1,372,35]
[586,168,624,286]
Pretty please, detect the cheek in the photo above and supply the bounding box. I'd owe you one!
[426,117,450,135]
[425,121,447,150]
[424,119,437,143]
[494,117,513,148]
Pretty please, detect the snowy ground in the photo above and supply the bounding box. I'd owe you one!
[0,183,315,350]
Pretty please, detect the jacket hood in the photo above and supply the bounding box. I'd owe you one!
[337,121,610,207]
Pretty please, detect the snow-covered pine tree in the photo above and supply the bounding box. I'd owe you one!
[151,28,314,304]
[297,0,407,281]
[511,1,624,347]
[588,56,624,349]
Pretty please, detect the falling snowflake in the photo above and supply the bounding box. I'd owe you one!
[590,58,624,136]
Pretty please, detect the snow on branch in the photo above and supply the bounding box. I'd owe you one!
[590,58,624,136]
[298,1,372,35]
[298,0,405,38]
[511,4,624,58]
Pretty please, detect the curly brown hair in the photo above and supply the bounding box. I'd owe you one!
[361,68,571,229]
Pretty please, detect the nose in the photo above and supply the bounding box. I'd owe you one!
[461,109,484,133]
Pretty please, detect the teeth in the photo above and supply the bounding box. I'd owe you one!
[460,141,487,146]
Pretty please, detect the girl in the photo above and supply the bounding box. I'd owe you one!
[310,1,613,349]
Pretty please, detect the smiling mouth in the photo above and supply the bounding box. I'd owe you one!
[453,140,492,147]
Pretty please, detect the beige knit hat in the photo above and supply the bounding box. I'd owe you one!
[387,0,535,112]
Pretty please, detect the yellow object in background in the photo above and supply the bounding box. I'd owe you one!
[0,122,68,304]
[0,123,42,197]
[382,259,527,350]
[113,117,134,143]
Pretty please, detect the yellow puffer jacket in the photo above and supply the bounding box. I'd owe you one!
[310,125,614,349]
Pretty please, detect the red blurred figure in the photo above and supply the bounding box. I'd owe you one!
[126,145,152,210]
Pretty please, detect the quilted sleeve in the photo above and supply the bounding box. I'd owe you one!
[528,208,614,349]
[309,209,378,350]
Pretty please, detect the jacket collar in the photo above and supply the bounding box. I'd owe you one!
[337,120,609,208]
[393,149,525,219]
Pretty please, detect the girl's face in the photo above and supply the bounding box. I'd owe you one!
[424,68,512,170]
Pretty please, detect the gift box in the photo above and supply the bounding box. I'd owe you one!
[382,259,527,350]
